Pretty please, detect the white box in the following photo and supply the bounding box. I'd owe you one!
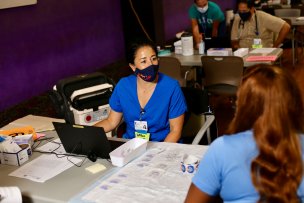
[207,48,233,56]
[0,144,32,166]
[109,138,148,167]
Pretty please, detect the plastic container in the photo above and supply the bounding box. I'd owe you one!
[181,32,194,56]
[109,138,148,167]
[198,40,205,55]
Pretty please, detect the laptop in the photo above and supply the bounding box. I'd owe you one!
[52,122,125,160]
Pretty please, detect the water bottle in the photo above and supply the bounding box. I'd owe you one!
[198,40,205,55]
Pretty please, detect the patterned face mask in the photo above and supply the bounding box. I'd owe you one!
[134,64,159,82]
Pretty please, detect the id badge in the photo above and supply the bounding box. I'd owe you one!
[134,121,148,131]
[134,120,150,140]
[252,38,263,48]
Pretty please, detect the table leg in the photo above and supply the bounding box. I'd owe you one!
[292,27,295,66]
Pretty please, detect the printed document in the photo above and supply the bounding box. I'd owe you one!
[9,154,81,183]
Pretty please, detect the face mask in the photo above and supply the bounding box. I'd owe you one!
[134,64,159,82]
[239,11,251,22]
[197,5,208,13]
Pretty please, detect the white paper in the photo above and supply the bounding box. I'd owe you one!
[72,142,209,203]
[9,154,81,183]
[35,138,66,154]
[0,187,22,203]
[250,48,276,54]
[0,114,65,132]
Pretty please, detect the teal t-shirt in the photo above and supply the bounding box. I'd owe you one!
[189,1,225,30]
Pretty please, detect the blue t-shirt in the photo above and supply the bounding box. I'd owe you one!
[192,130,304,203]
[109,73,187,142]
[189,1,225,36]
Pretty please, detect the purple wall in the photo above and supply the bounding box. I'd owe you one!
[163,0,236,41]
[0,0,125,112]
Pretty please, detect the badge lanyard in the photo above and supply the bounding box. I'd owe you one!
[134,108,150,140]
[199,12,208,36]
[238,11,259,39]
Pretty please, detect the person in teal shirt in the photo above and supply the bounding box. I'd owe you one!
[189,0,225,48]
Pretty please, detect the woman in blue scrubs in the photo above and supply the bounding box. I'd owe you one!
[95,39,187,142]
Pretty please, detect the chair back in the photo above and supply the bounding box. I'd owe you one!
[201,56,244,91]
[274,8,301,17]
[159,56,184,86]
[181,87,217,145]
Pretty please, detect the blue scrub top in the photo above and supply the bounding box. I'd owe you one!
[109,73,187,141]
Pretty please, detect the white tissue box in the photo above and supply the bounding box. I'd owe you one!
[109,138,148,167]
[207,48,232,56]
[0,144,32,166]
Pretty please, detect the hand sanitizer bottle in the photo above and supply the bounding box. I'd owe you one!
[198,40,205,55]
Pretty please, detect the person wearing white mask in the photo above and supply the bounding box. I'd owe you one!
[189,0,225,49]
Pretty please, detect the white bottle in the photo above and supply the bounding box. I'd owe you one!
[198,40,205,55]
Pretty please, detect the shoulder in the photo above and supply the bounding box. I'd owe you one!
[158,73,180,87]
[208,1,221,9]
[118,74,135,83]
[189,4,198,18]
[115,74,136,89]
[209,130,254,153]
[257,10,285,27]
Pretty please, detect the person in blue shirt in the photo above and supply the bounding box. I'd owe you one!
[95,39,187,142]
[185,64,304,203]
[189,0,225,48]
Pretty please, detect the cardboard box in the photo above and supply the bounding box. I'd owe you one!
[110,138,148,167]
[207,48,233,56]
[0,144,32,166]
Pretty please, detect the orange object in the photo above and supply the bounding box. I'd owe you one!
[0,126,37,140]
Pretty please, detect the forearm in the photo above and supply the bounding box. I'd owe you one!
[273,23,291,48]
[94,110,122,133]
[164,131,182,143]
[191,19,202,48]
[94,119,116,133]
[164,115,184,143]
[212,21,220,37]
[231,40,240,50]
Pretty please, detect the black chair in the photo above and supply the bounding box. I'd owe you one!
[181,87,218,145]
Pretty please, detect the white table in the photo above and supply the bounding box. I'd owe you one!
[0,132,208,203]
[165,48,283,68]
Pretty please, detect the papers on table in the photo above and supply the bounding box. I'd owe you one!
[0,114,65,132]
[35,138,66,154]
[0,187,22,203]
[296,17,304,21]
[9,154,81,183]
[245,48,277,62]
[71,142,208,203]
[249,48,276,54]
[246,55,277,61]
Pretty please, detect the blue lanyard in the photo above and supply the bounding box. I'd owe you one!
[238,11,259,36]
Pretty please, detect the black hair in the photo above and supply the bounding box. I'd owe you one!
[126,38,157,64]
[237,0,254,8]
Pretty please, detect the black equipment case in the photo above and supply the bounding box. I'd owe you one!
[49,72,115,125]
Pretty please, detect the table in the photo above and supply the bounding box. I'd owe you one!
[281,16,304,65]
[0,131,119,203]
[165,48,283,68]
[0,132,208,203]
